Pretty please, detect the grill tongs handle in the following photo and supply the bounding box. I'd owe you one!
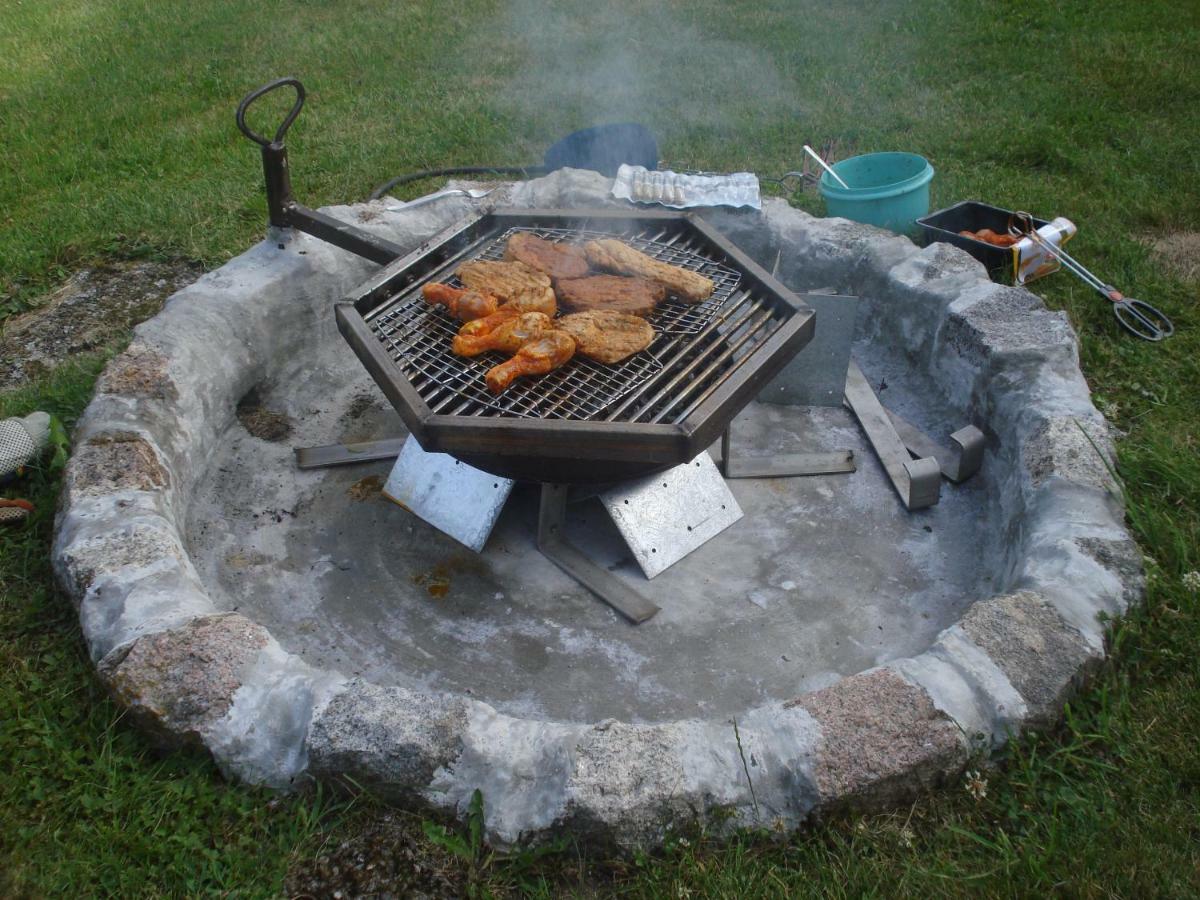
[236,77,306,148]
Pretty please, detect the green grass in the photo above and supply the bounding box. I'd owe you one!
[2,0,1199,895]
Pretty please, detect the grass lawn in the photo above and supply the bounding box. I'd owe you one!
[2,0,1199,895]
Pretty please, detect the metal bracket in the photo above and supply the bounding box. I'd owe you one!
[599,453,743,579]
[295,437,405,470]
[758,290,860,408]
[537,484,660,624]
[718,426,856,479]
[381,438,514,553]
[885,411,985,483]
[843,359,941,510]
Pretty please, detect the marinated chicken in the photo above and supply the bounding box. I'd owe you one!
[584,239,714,302]
[452,312,550,357]
[557,310,656,364]
[421,283,499,321]
[556,275,666,316]
[456,259,557,316]
[456,306,522,338]
[485,330,576,393]
[504,232,590,280]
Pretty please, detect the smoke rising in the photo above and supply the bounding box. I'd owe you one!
[463,0,806,163]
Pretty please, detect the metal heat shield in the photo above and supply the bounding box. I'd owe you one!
[382,437,514,552]
[759,292,859,407]
[599,452,743,579]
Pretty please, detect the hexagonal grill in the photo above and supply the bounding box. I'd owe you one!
[336,208,814,483]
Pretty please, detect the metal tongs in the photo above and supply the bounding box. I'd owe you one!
[1008,211,1173,341]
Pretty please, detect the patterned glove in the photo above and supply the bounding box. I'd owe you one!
[0,412,52,483]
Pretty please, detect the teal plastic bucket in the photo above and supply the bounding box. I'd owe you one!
[818,152,934,235]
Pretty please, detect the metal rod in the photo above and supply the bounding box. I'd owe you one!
[537,484,660,624]
[284,204,406,265]
[843,360,941,510]
[294,438,406,469]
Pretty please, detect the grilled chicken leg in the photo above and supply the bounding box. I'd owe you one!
[452,312,550,357]
[422,283,500,321]
[456,306,522,338]
[485,330,576,393]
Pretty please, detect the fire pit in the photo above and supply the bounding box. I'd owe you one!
[52,91,1142,850]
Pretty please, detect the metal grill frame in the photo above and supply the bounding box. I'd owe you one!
[336,208,815,483]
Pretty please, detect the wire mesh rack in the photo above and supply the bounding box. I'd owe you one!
[372,301,664,420]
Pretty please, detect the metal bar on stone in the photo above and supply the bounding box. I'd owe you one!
[295,438,405,469]
[843,359,941,510]
[725,448,855,478]
[885,410,985,484]
[719,425,855,478]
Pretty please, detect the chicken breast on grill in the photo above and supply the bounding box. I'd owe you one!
[504,232,590,280]
[557,310,656,364]
[584,239,714,303]
[556,275,666,317]
[457,259,556,317]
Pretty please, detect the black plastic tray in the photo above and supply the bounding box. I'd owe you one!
[917,200,1049,279]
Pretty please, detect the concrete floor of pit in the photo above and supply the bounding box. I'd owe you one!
[186,339,1000,724]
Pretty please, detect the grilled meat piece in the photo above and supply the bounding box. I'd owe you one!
[457,260,556,316]
[500,287,557,317]
[452,312,550,357]
[421,283,499,321]
[504,232,590,280]
[557,310,656,364]
[456,306,522,338]
[485,330,576,393]
[584,239,714,303]
[556,275,666,317]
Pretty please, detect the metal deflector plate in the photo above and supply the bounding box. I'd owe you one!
[600,453,743,579]
[382,438,514,552]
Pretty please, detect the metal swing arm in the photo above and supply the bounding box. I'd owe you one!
[236,77,406,265]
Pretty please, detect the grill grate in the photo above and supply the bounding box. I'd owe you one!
[367,226,743,420]
[372,301,664,420]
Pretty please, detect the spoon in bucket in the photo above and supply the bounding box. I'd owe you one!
[804,144,850,189]
[1008,212,1174,342]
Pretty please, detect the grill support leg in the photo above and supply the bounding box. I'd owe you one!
[719,425,856,478]
[537,484,660,625]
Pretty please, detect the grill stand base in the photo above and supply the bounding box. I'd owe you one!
[324,439,748,625]
[537,484,660,624]
[381,439,515,553]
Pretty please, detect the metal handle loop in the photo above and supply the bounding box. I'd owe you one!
[236,77,306,147]
[1115,299,1174,342]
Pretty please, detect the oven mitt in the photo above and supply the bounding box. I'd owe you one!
[1,412,68,483]
[0,498,34,526]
